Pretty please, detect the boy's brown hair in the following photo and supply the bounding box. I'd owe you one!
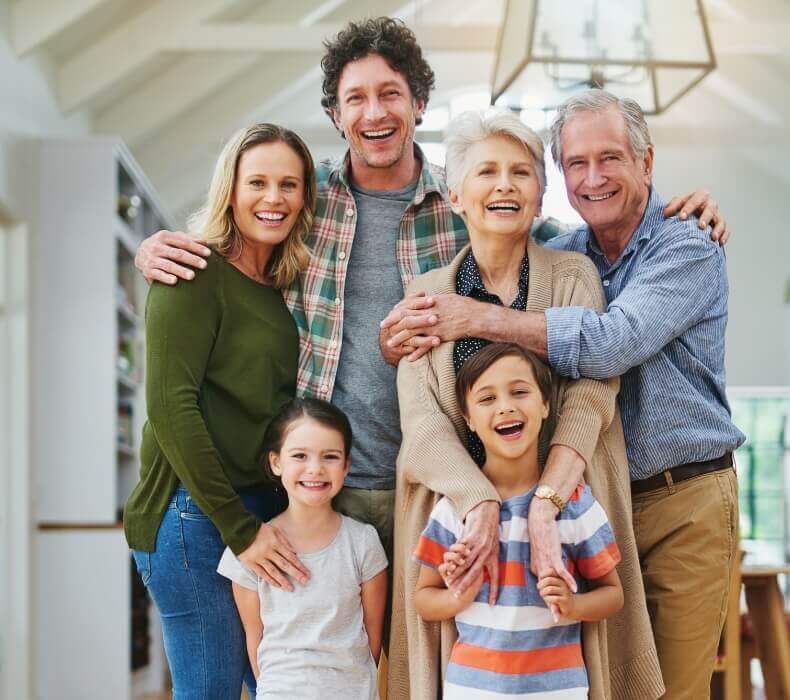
[455,342,554,417]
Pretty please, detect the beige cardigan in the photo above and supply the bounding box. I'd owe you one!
[388,238,664,700]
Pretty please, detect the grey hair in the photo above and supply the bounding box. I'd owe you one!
[444,110,547,201]
[549,89,652,168]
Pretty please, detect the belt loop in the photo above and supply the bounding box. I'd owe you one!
[663,470,676,494]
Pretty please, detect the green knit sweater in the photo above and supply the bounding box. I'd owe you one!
[124,252,298,554]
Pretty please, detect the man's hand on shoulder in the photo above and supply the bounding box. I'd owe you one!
[663,189,730,245]
[135,230,211,285]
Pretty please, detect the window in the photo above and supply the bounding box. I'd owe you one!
[730,388,790,566]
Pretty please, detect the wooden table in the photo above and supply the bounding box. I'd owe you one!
[742,566,790,700]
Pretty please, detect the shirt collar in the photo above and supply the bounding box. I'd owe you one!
[584,186,665,262]
[329,143,442,205]
[457,246,529,299]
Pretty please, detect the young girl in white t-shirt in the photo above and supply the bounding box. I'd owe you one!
[218,398,388,700]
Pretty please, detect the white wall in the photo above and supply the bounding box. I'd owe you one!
[0,6,90,699]
[0,6,90,214]
[652,137,790,388]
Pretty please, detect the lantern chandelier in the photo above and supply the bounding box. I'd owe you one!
[491,0,717,115]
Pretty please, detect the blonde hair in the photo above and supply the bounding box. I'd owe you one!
[187,123,316,289]
[444,110,547,204]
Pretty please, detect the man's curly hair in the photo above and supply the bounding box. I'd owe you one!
[321,17,436,127]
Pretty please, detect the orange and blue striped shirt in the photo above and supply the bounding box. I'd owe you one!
[413,484,621,699]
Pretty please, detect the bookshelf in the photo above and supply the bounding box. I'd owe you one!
[31,138,171,699]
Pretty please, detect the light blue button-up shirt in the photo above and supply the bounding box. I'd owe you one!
[544,187,745,480]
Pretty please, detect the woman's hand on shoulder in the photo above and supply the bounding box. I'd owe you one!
[238,522,310,591]
[135,229,211,285]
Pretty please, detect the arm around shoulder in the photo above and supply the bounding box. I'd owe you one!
[547,232,724,379]
[135,229,211,285]
[546,255,619,468]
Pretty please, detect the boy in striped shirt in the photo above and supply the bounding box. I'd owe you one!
[413,343,623,699]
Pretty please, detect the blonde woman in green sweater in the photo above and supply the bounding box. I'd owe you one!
[124,123,316,699]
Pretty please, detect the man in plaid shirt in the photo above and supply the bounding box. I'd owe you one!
[135,17,726,587]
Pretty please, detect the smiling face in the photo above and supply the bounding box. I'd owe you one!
[331,53,423,183]
[559,105,653,240]
[465,354,549,466]
[269,417,349,508]
[230,140,305,250]
[449,135,542,243]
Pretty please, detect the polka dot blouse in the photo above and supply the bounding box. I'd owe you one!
[453,248,530,466]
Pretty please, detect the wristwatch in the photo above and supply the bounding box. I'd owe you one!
[534,485,566,512]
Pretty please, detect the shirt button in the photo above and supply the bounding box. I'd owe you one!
[321,384,329,393]
[345,207,355,218]
[330,340,337,349]
[338,250,346,260]
[603,280,610,287]
[334,297,341,305]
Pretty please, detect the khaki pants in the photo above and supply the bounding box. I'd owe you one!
[632,468,738,700]
[332,488,395,626]
[333,485,395,562]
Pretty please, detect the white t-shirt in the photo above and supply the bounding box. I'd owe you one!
[218,515,387,700]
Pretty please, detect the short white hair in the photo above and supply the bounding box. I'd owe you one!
[549,88,652,168]
[444,110,547,201]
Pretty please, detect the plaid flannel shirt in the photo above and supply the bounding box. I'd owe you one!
[281,146,567,400]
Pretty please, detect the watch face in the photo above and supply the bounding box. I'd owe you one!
[536,486,550,497]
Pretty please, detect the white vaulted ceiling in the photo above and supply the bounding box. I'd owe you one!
[7,0,790,224]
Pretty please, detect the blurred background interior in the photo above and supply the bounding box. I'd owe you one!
[0,0,788,698]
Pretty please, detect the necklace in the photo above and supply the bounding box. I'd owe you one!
[231,257,269,285]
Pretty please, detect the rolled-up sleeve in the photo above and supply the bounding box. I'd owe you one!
[545,233,723,380]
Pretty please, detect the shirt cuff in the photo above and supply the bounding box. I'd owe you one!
[545,306,585,379]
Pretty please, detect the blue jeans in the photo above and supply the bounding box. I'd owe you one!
[132,485,285,699]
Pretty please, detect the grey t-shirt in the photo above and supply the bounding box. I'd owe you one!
[217,516,387,699]
[332,177,418,489]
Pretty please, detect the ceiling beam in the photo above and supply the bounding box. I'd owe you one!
[138,0,415,212]
[135,52,322,182]
[57,0,242,112]
[11,0,111,55]
[94,55,262,148]
[94,0,337,149]
[134,0,407,175]
[170,22,498,52]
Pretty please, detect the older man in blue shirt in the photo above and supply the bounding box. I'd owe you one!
[387,89,744,697]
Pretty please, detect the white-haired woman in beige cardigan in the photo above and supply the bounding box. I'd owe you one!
[386,111,664,700]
